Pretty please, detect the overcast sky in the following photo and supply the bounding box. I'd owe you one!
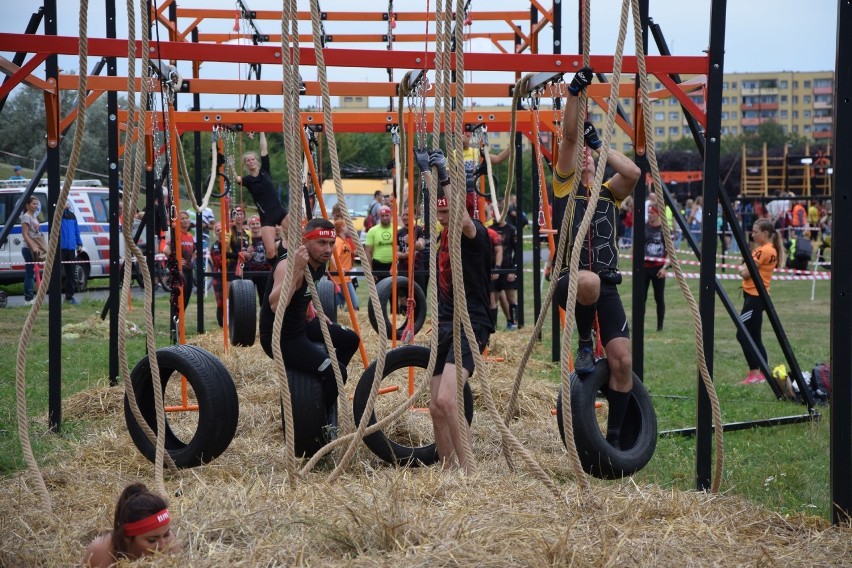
[1,0,840,109]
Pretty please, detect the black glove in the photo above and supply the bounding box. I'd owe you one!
[568,66,594,95]
[414,149,430,173]
[429,150,449,184]
[583,121,603,150]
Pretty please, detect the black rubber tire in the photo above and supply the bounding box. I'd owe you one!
[280,367,337,458]
[124,345,239,468]
[555,359,657,479]
[317,278,337,324]
[352,345,474,467]
[206,171,232,199]
[367,276,426,339]
[228,279,257,347]
[74,260,89,292]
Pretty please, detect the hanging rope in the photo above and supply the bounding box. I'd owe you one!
[630,0,724,492]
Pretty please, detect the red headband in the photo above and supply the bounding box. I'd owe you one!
[124,509,170,537]
[436,197,449,208]
[303,228,336,240]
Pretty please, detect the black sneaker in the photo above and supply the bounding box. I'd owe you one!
[574,340,595,375]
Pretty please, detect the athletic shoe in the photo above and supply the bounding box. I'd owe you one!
[574,342,595,375]
[66,297,79,305]
[23,298,35,306]
[740,373,765,385]
[505,323,518,331]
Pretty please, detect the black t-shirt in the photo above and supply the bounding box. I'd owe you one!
[492,222,517,268]
[240,155,282,218]
[436,220,493,330]
[259,260,325,349]
[560,182,621,275]
[644,223,665,268]
[396,225,425,272]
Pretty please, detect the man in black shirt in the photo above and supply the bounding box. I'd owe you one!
[417,149,493,474]
[551,67,641,450]
[491,215,518,330]
[259,218,360,404]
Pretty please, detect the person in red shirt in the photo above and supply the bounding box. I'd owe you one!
[736,218,784,384]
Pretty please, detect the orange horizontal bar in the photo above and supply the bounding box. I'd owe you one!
[60,75,634,99]
[197,32,518,45]
[175,9,531,22]
[165,404,200,412]
[378,385,400,395]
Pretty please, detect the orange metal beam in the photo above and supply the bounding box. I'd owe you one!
[60,75,635,99]
[196,32,518,45]
[173,9,531,22]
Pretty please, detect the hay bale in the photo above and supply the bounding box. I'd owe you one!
[1,329,849,567]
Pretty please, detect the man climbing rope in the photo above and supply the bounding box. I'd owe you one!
[552,67,641,450]
[417,148,493,474]
[258,218,360,406]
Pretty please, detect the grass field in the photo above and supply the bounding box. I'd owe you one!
[0,254,835,519]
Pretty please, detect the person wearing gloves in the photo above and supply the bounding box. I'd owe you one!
[416,148,494,474]
[551,66,642,451]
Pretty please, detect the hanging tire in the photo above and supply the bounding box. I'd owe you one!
[280,367,338,458]
[555,358,657,479]
[367,276,426,339]
[352,345,474,467]
[229,279,257,346]
[317,278,337,324]
[124,345,239,468]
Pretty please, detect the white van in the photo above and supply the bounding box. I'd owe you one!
[0,179,124,289]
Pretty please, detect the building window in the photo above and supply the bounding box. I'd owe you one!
[721,111,729,120]
[623,143,632,153]
[804,110,811,118]
[804,125,811,132]
[669,98,678,105]
[792,95,798,104]
[721,126,728,134]
[723,82,729,90]
[731,81,737,89]
[780,80,788,89]
[622,99,631,106]
[669,126,680,136]
[655,126,665,136]
[731,111,737,119]
[793,110,798,118]
[669,111,679,120]
[654,82,662,90]
[343,96,353,102]
[731,126,737,135]
[792,125,798,133]
[654,112,665,121]
[793,81,798,89]
[781,95,788,103]
[722,96,728,105]
[780,110,788,118]
[804,95,811,104]
[815,78,832,88]
[804,80,811,88]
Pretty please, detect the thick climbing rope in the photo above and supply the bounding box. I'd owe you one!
[14,0,93,514]
[629,0,724,492]
[273,0,302,484]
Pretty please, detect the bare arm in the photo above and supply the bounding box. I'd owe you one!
[488,146,511,165]
[555,68,592,175]
[601,148,641,202]
[269,246,307,312]
[259,132,268,158]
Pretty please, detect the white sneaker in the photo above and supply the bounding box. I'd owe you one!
[23,298,35,306]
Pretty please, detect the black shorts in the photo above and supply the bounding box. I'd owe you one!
[494,271,517,291]
[435,321,491,376]
[555,275,630,346]
[259,206,287,228]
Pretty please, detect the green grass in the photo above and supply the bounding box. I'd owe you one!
[0,261,835,519]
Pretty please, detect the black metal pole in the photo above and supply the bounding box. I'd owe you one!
[106,0,120,386]
[830,0,852,526]
[44,0,61,433]
[0,8,44,116]
[696,0,727,491]
[514,116,525,329]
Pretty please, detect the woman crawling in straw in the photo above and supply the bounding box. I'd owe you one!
[81,483,180,567]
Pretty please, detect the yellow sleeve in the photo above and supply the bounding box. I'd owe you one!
[553,165,576,198]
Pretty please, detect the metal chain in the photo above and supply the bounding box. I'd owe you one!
[549,82,566,147]
[529,91,546,228]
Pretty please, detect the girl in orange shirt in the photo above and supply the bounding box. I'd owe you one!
[736,219,784,384]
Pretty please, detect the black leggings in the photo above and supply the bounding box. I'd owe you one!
[736,293,766,370]
[276,318,360,381]
[643,265,666,330]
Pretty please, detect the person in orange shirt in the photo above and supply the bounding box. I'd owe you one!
[329,203,359,310]
[736,218,784,385]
